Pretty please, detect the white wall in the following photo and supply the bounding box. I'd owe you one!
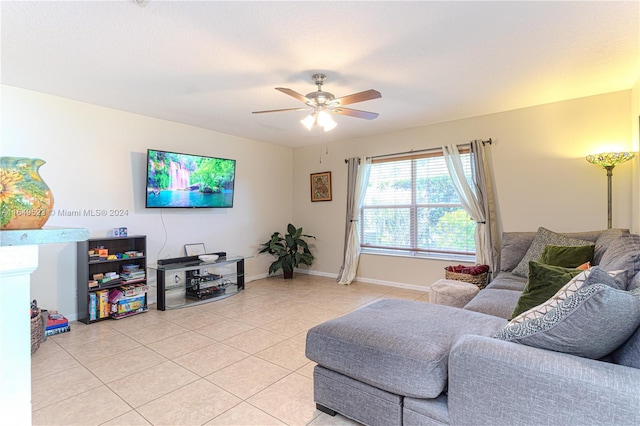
[1,85,293,318]
[293,90,634,289]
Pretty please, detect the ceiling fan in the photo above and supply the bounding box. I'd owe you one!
[252,73,381,131]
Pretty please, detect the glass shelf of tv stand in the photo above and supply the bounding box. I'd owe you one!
[150,255,250,311]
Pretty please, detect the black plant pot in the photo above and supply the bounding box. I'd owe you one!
[283,269,294,279]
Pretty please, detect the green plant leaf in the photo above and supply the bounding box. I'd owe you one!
[259,224,315,276]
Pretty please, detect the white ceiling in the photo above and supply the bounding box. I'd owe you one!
[2,1,638,148]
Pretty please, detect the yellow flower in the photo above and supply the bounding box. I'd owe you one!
[0,169,24,202]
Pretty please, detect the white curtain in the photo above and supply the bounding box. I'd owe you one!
[472,141,501,274]
[443,143,490,266]
[337,157,372,284]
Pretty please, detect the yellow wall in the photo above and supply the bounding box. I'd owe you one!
[631,73,640,233]
[2,85,635,310]
[293,91,633,288]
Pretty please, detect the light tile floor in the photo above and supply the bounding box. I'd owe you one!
[32,274,430,425]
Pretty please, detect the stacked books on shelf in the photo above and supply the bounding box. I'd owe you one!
[90,272,120,287]
[121,264,145,283]
[45,312,70,336]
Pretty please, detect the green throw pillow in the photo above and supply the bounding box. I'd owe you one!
[509,261,582,320]
[539,244,595,268]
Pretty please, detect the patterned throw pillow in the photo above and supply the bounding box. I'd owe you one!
[496,270,640,359]
[511,227,594,278]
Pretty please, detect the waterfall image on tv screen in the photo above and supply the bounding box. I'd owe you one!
[146,149,236,208]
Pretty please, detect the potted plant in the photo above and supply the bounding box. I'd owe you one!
[259,223,316,279]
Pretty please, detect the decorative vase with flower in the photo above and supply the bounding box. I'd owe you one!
[0,157,54,230]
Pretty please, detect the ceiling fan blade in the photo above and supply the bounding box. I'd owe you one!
[332,107,379,120]
[252,107,310,114]
[275,87,312,105]
[333,89,381,106]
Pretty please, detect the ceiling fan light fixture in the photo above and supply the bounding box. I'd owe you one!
[317,111,337,131]
[301,114,315,130]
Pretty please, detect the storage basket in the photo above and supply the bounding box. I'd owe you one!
[31,309,43,354]
[445,270,488,289]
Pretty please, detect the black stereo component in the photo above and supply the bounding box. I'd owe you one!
[157,251,226,265]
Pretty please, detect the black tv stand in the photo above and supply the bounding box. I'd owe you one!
[150,254,245,311]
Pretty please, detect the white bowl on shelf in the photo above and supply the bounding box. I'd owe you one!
[198,254,219,262]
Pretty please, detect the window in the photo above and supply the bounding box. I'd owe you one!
[360,150,475,258]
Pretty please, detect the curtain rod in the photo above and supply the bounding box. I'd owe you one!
[344,138,492,163]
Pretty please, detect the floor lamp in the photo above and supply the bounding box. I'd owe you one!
[586,152,635,229]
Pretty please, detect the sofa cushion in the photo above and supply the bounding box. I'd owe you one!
[598,234,640,286]
[539,244,594,268]
[305,299,507,399]
[594,228,629,265]
[313,366,403,426]
[631,270,640,292]
[403,395,449,425]
[511,227,594,278]
[500,232,537,272]
[496,284,640,359]
[509,262,582,320]
[463,288,522,319]
[485,271,527,291]
[610,325,640,369]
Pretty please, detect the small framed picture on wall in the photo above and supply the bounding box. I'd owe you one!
[310,171,332,202]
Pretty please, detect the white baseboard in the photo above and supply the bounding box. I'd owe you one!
[352,276,430,292]
[292,269,430,292]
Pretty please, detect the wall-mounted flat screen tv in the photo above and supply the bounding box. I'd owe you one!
[146,149,236,208]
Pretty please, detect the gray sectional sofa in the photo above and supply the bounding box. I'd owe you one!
[306,228,640,425]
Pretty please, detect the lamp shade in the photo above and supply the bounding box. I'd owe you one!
[585,152,635,168]
[301,114,315,130]
[300,110,337,132]
[317,111,337,131]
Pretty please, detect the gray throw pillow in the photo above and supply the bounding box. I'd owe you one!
[594,228,629,265]
[495,284,640,359]
[585,266,628,291]
[512,227,594,278]
[598,234,640,281]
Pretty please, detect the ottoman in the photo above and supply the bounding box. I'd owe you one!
[305,299,507,426]
[430,279,480,308]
